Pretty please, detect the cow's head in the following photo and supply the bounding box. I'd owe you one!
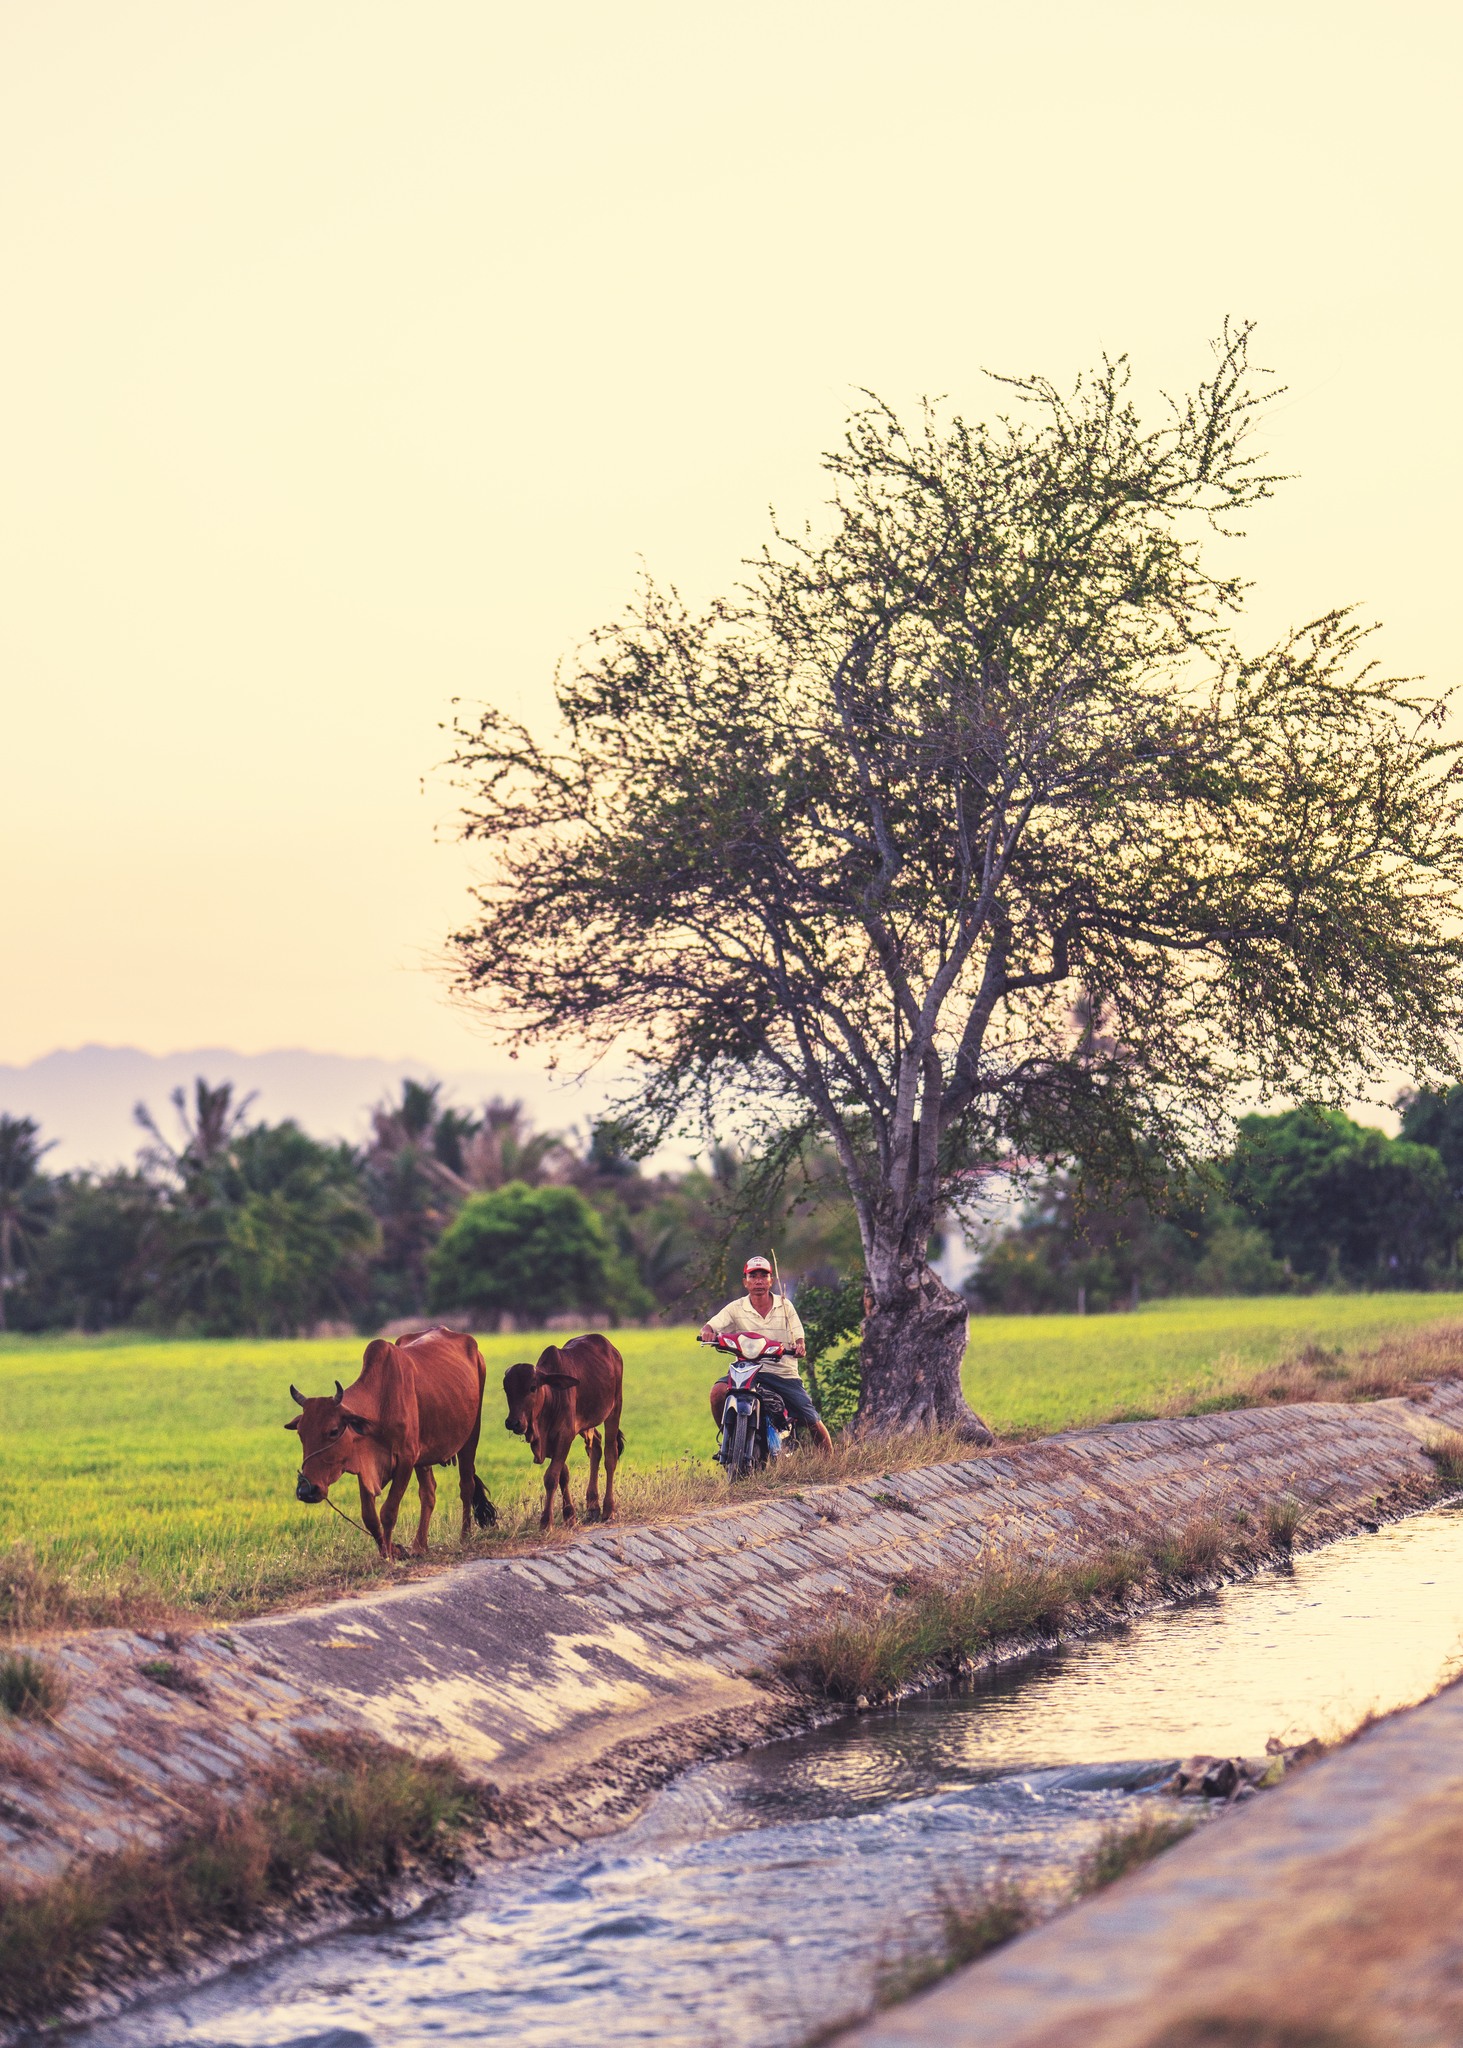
[502,1356,579,1461]
[284,1381,383,1501]
[503,1361,547,1460]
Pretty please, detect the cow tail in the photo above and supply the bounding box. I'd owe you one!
[616,1428,626,1458]
[472,1474,498,1529]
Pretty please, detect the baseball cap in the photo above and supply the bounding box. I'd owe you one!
[743,1254,773,1274]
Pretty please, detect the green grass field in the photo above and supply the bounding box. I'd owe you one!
[3,1293,1461,1619]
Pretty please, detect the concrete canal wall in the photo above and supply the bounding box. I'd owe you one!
[5,1386,1463,1892]
[843,1649,1463,2048]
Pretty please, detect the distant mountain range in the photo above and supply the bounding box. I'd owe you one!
[0,1046,607,1171]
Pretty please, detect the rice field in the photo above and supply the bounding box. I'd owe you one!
[3,1293,1460,1620]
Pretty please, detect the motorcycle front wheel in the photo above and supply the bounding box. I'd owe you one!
[722,1408,753,1478]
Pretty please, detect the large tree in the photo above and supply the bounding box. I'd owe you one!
[449,326,1463,1436]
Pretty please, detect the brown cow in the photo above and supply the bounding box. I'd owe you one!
[286,1326,496,1560]
[503,1333,624,1530]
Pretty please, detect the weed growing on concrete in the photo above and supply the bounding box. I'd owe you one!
[138,1657,207,1698]
[1146,2020,1373,2048]
[1074,1813,1196,1894]
[1262,1495,1307,1549]
[0,1651,63,1719]
[778,1544,1151,1701]
[0,1735,484,2024]
[293,1731,476,1871]
[1150,1516,1228,1579]
[1421,1430,1463,1488]
[874,1878,1033,2003]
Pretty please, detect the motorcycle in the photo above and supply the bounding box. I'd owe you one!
[703,1331,796,1477]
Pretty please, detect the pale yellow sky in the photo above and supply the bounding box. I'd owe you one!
[3,0,1458,1077]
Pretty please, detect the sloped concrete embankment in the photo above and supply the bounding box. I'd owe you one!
[839,1663,1463,2048]
[6,1385,1461,1895]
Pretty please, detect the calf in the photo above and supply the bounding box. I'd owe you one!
[503,1333,624,1529]
[286,1326,496,1559]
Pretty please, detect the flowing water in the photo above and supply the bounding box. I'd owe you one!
[71,1505,1463,2048]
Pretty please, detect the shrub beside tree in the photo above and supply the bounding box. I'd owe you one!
[427,1181,648,1325]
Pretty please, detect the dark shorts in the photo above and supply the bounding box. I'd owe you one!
[711,1371,821,1432]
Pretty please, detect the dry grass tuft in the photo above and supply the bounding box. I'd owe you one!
[778,1539,1166,1701]
[1262,1494,1308,1549]
[0,1733,484,2024]
[875,1877,1033,2004]
[1075,1813,1197,1895]
[1146,2018,1375,2048]
[137,1657,207,1698]
[1182,1323,1463,1417]
[1421,1430,1463,1489]
[1150,1516,1229,1579]
[0,1544,171,1637]
[0,1651,64,1720]
[481,1427,982,1549]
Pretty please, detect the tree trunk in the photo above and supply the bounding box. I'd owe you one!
[857,1260,993,1441]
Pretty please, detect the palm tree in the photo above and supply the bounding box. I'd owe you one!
[135,1078,258,1203]
[361,1083,572,1316]
[444,1098,573,1195]
[0,1115,56,1330]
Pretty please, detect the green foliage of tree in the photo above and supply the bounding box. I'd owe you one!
[972,1173,1211,1314]
[449,325,1463,1433]
[427,1181,647,1323]
[972,1103,1455,1308]
[1398,1084,1463,1204]
[157,1121,378,1337]
[362,1081,578,1321]
[1225,1108,1454,1288]
[14,1171,162,1331]
[973,1177,1285,1311]
[1189,1221,1289,1298]
[136,1083,380,1336]
[0,1115,55,1331]
[797,1273,867,1432]
[360,1080,464,1322]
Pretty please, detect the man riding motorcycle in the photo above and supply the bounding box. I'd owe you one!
[700,1255,834,1453]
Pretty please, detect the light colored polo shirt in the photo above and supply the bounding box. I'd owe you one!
[706,1293,806,1379]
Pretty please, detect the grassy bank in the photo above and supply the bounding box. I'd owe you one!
[2,1295,1460,1622]
[962,1293,1463,1433]
[774,1495,1394,1703]
[0,1733,485,2028]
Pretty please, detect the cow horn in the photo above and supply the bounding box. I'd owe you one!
[289,1384,306,1408]
[334,1379,345,1402]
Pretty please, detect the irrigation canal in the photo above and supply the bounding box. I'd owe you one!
[70,1504,1463,2048]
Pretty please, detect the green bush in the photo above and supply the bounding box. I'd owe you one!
[428,1181,645,1322]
